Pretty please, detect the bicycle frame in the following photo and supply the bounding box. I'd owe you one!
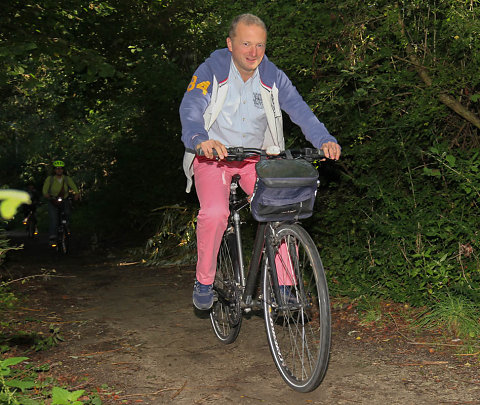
[23,206,38,237]
[50,197,70,253]
[226,175,282,311]
[220,147,327,310]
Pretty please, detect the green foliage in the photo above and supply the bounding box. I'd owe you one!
[141,206,197,266]
[318,140,480,305]
[0,356,102,404]
[356,295,383,326]
[0,327,64,353]
[0,289,18,311]
[0,0,207,232]
[0,286,102,405]
[0,357,29,376]
[51,387,85,405]
[1,357,35,405]
[0,240,7,271]
[0,229,19,268]
[1,284,64,354]
[415,293,480,340]
[31,326,64,352]
[294,0,480,309]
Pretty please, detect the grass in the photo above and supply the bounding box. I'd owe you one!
[355,295,384,326]
[415,293,480,340]
[334,293,480,360]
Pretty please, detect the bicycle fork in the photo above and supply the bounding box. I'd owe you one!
[263,225,303,311]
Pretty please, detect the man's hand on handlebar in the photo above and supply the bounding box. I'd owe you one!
[320,141,341,161]
[196,140,228,160]
[194,141,341,161]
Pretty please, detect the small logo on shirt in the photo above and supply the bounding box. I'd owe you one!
[253,93,263,109]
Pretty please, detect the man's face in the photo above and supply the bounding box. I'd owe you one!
[55,167,64,175]
[227,22,267,80]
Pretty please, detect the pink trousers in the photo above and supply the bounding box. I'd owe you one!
[193,157,295,286]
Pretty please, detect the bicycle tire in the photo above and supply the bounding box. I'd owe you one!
[28,220,35,238]
[210,230,242,344]
[60,226,69,254]
[262,223,331,392]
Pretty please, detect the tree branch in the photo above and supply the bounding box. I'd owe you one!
[396,4,480,130]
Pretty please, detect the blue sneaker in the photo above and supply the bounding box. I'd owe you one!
[193,280,214,310]
[279,285,299,306]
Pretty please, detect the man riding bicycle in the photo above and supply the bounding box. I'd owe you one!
[42,160,80,244]
[180,13,341,310]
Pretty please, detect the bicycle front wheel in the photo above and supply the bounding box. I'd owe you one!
[59,227,69,254]
[262,223,331,392]
[209,230,242,344]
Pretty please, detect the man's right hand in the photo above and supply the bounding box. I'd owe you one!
[196,140,228,160]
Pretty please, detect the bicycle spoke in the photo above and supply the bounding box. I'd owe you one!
[263,223,330,392]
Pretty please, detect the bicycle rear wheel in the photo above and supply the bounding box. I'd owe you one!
[28,219,35,238]
[262,223,331,392]
[210,229,242,344]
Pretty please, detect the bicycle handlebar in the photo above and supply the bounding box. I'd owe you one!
[51,196,73,201]
[195,147,326,162]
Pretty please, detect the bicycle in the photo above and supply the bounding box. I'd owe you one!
[23,204,39,238]
[202,146,331,392]
[50,196,72,254]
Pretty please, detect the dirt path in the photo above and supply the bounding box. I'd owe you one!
[5,233,480,404]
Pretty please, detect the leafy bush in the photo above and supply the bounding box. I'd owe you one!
[141,206,197,266]
[316,141,480,305]
[0,229,12,268]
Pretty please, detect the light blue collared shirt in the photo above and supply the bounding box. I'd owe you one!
[208,59,268,148]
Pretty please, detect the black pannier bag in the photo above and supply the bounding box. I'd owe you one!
[251,158,319,222]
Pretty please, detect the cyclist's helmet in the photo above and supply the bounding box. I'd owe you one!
[53,160,65,168]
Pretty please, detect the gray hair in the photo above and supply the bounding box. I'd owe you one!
[228,14,267,39]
